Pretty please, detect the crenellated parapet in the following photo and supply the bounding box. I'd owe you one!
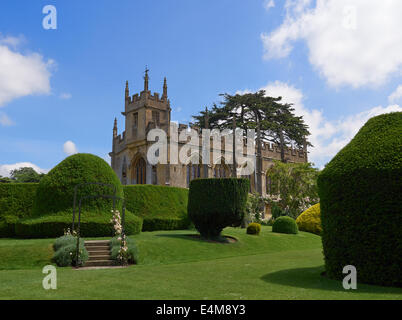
[173,123,308,162]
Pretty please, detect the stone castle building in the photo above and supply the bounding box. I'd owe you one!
[109,70,308,197]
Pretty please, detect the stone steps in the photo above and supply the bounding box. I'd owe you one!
[85,259,114,267]
[84,240,113,267]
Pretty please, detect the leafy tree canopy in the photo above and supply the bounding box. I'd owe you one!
[191,90,311,162]
[10,167,44,183]
[266,161,320,219]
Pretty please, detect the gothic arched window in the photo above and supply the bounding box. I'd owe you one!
[186,163,201,187]
[132,157,146,184]
[213,159,229,178]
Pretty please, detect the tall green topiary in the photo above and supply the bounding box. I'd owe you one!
[318,112,402,287]
[33,153,123,216]
[187,178,249,239]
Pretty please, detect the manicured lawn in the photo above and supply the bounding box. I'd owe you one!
[0,226,401,299]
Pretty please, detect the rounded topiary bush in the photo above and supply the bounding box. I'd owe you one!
[188,178,249,239]
[318,112,402,287]
[17,153,142,238]
[272,216,298,234]
[33,153,123,216]
[296,203,321,235]
[247,222,261,235]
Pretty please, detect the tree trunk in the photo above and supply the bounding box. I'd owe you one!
[279,130,286,163]
[232,116,237,177]
[256,122,263,195]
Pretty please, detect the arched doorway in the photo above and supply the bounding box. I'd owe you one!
[131,157,146,185]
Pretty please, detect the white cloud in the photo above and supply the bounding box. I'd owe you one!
[388,85,402,104]
[261,0,402,88]
[63,141,78,155]
[264,0,275,11]
[0,112,14,126]
[243,81,402,167]
[0,35,54,107]
[0,34,25,49]
[103,154,111,165]
[0,162,49,178]
[59,93,72,100]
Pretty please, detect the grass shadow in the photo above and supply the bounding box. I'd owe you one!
[154,233,238,244]
[261,266,402,295]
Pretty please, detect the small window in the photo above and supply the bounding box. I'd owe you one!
[133,113,138,128]
[152,111,160,126]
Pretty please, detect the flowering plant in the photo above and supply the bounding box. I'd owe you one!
[110,209,129,265]
[63,228,78,237]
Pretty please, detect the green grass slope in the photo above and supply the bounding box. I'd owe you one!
[0,227,401,299]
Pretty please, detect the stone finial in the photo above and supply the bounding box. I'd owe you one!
[144,66,149,91]
[113,117,118,138]
[125,81,129,98]
[162,77,167,100]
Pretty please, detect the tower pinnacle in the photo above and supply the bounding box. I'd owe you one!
[144,66,149,91]
[113,117,117,138]
[162,77,168,100]
[125,81,129,99]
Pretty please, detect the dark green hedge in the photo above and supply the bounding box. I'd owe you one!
[124,185,190,231]
[188,178,249,239]
[33,153,123,217]
[142,217,189,231]
[318,112,402,287]
[0,183,38,219]
[14,211,142,238]
[0,215,19,237]
[0,183,39,237]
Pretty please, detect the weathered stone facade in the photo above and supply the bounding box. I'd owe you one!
[109,70,308,197]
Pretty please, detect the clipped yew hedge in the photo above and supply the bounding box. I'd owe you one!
[318,112,402,287]
[124,185,190,231]
[0,183,39,237]
[188,178,249,239]
[14,211,142,238]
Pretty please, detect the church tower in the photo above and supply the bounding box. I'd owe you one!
[111,68,171,186]
[122,68,171,143]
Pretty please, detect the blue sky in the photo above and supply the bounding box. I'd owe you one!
[1,0,401,175]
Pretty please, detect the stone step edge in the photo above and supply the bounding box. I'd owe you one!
[85,261,115,266]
